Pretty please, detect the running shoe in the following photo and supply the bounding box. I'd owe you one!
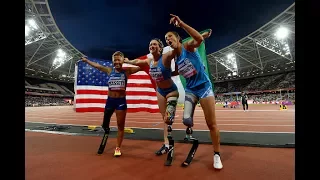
[114,147,122,157]
[213,154,223,169]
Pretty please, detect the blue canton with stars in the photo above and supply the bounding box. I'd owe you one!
[77,57,113,87]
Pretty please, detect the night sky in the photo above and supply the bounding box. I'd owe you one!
[48,0,294,60]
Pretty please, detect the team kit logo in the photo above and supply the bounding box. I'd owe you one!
[108,75,126,90]
[150,67,164,81]
[178,58,197,78]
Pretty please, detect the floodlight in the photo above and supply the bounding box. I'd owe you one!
[227,53,234,59]
[25,18,47,45]
[275,27,289,40]
[27,19,38,30]
[50,48,73,73]
[25,26,30,36]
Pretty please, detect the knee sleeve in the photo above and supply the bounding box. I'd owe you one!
[101,108,115,132]
[166,97,178,125]
[183,94,198,127]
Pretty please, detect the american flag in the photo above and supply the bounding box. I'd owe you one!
[74,56,159,113]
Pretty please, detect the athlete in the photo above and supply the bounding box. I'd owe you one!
[124,32,213,156]
[80,51,141,157]
[164,14,223,169]
[124,38,179,156]
[241,92,249,112]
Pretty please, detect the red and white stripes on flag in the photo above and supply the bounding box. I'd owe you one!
[74,55,159,113]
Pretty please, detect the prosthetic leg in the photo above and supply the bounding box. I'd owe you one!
[165,124,174,166]
[181,94,199,167]
[97,108,115,155]
[181,127,199,167]
[164,97,177,166]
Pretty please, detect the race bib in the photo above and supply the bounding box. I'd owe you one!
[178,58,197,78]
[108,76,126,90]
[149,67,164,82]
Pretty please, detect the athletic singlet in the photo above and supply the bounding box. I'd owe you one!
[242,95,248,103]
[175,46,210,89]
[107,68,128,91]
[149,56,172,82]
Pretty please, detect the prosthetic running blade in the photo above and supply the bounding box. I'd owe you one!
[165,137,174,166]
[97,133,109,155]
[181,131,199,167]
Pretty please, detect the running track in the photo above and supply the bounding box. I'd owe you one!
[25,104,295,133]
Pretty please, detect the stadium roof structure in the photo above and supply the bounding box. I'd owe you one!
[25,0,84,82]
[25,0,295,83]
[207,3,295,82]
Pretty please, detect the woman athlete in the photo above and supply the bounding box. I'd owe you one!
[164,14,223,169]
[124,38,179,156]
[124,32,211,156]
[81,51,141,157]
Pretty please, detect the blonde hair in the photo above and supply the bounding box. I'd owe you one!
[112,51,124,60]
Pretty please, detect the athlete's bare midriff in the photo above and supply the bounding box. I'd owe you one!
[156,78,175,89]
[108,90,126,98]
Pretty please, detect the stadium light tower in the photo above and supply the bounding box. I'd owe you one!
[213,52,238,77]
[49,48,73,73]
[25,18,47,45]
[25,19,38,37]
[226,53,238,76]
[256,25,293,61]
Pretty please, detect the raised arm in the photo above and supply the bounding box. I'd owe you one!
[124,58,150,67]
[81,57,112,75]
[181,29,212,49]
[125,67,141,77]
[201,29,212,39]
[169,14,204,51]
[162,49,176,66]
[171,61,179,76]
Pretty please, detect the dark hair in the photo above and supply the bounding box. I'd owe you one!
[151,38,164,53]
[167,31,182,43]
